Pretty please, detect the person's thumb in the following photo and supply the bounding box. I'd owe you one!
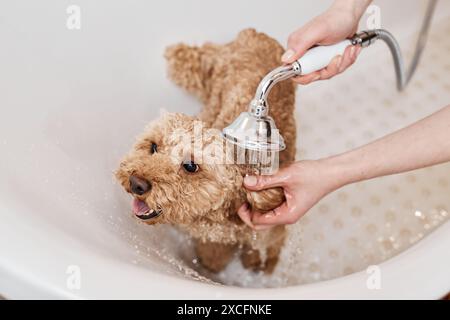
[243,170,287,191]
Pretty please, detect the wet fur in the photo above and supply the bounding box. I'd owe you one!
[116,29,296,273]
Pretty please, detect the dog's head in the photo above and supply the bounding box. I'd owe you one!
[115,112,247,225]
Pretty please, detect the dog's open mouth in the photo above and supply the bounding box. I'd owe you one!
[132,198,162,220]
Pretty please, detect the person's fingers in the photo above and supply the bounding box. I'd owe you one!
[237,203,254,229]
[336,45,361,74]
[293,45,362,84]
[243,169,289,191]
[338,45,356,73]
[237,204,274,230]
[283,23,328,63]
[295,54,342,84]
[251,203,300,226]
[292,72,321,85]
[317,54,342,80]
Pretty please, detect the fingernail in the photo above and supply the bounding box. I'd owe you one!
[244,175,257,186]
[349,46,356,59]
[281,49,295,63]
[337,56,344,72]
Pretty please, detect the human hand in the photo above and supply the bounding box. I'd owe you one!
[282,0,369,84]
[238,104,450,229]
[238,160,344,230]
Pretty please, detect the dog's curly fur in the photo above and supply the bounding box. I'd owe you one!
[116,29,296,273]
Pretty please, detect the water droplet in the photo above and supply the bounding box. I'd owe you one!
[414,210,424,219]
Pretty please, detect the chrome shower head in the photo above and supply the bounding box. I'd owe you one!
[222,110,284,175]
[222,33,372,154]
[222,22,435,171]
[222,63,300,153]
[222,34,373,170]
[222,105,286,152]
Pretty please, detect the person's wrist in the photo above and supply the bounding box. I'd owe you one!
[318,152,358,191]
[331,0,367,22]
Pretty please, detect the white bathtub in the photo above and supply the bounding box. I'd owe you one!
[0,0,449,299]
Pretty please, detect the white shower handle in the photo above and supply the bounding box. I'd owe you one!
[296,40,353,75]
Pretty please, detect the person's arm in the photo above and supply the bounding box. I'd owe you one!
[238,105,450,229]
[332,105,450,183]
[283,0,373,84]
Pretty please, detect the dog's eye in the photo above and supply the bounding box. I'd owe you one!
[150,143,157,154]
[182,161,199,173]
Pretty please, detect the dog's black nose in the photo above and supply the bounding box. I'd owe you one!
[129,175,151,195]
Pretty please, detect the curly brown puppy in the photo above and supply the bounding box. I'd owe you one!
[115,29,296,274]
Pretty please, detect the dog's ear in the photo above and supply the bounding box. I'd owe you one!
[244,187,285,213]
[164,43,220,102]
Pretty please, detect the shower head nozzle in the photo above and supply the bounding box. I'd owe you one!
[222,102,285,175]
[222,108,286,152]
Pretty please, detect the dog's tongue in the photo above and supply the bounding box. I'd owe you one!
[132,198,150,216]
